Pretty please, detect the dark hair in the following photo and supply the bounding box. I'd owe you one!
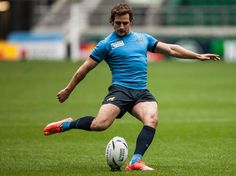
[109,3,133,24]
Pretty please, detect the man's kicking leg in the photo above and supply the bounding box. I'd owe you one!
[43,104,120,135]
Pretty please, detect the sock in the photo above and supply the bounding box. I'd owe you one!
[61,121,71,131]
[133,125,156,160]
[131,154,143,164]
[69,116,95,131]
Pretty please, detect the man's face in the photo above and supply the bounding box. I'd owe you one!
[113,13,131,37]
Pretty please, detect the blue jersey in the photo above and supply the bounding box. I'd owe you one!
[90,31,158,90]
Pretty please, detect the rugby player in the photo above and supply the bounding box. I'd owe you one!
[43,3,220,171]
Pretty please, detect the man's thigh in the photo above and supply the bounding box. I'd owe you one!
[91,103,120,130]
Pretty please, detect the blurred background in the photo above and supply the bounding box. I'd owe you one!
[0,0,236,62]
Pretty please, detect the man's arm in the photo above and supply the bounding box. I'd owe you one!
[57,57,98,103]
[155,41,220,61]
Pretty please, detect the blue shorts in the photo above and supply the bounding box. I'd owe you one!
[102,84,157,119]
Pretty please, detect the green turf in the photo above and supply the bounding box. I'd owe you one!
[0,60,235,176]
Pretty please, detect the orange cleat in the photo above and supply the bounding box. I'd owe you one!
[43,117,73,136]
[125,159,154,171]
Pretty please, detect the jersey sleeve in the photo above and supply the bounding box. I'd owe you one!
[144,33,158,52]
[90,40,108,63]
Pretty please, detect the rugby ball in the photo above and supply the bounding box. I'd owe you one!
[105,136,128,171]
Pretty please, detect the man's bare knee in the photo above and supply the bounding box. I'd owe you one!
[152,117,159,128]
[144,114,159,128]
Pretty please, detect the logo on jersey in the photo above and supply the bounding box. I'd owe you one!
[107,96,116,102]
[137,37,143,42]
[111,40,124,49]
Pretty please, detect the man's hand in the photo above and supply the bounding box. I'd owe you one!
[57,88,71,103]
[198,54,221,61]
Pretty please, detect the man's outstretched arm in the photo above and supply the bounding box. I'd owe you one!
[155,41,221,61]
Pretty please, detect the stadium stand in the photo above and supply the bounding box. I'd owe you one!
[33,0,80,34]
[32,0,236,37]
[159,0,236,26]
[33,0,102,34]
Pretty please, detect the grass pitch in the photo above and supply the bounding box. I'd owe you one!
[0,60,235,176]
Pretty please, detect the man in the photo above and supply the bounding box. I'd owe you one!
[43,3,220,171]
